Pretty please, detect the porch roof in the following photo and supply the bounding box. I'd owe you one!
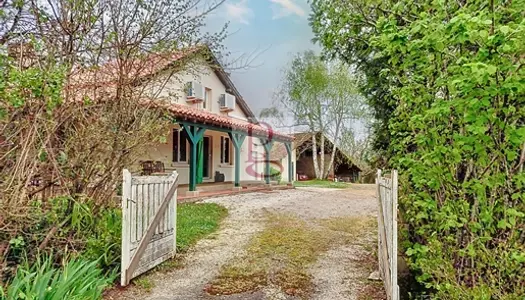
[152,101,294,142]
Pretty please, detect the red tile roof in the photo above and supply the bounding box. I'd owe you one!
[149,101,293,141]
[65,47,293,142]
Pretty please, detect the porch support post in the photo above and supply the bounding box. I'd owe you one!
[228,131,246,188]
[181,123,206,192]
[261,138,274,184]
[285,142,293,183]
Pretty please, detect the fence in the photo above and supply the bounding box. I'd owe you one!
[121,169,179,286]
[376,169,399,300]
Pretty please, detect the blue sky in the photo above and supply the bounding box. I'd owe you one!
[206,0,318,117]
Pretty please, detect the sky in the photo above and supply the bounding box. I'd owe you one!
[205,0,319,119]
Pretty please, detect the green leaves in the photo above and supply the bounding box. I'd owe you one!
[311,0,525,297]
[6,255,114,300]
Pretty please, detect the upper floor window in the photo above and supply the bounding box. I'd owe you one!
[173,128,188,163]
[204,88,212,110]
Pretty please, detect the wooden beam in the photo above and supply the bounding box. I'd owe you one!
[228,132,246,187]
[176,119,292,142]
[285,142,293,183]
[181,124,205,191]
[260,138,273,184]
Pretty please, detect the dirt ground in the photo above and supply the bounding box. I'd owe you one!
[113,184,382,300]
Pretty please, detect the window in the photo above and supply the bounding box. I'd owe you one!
[173,128,188,162]
[220,136,232,164]
[204,88,212,110]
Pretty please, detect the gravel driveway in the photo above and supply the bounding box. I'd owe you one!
[115,184,379,300]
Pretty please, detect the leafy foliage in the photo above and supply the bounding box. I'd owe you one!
[2,255,114,300]
[262,51,365,179]
[270,167,282,183]
[1,196,121,281]
[0,0,228,289]
[311,0,525,298]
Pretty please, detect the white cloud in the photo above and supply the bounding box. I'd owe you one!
[225,0,254,25]
[269,0,306,19]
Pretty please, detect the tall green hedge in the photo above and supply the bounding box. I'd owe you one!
[311,0,525,298]
[381,2,525,298]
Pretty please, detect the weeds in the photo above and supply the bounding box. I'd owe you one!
[294,179,350,189]
[133,277,155,292]
[206,213,331,298]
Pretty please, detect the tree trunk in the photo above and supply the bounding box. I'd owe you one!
[319,133,326,179]
[325,139,338,179]
[311,134,321,179]
[325,118,343,178]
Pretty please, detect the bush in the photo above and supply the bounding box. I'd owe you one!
[270,167,282,183]
[311,0,525,297]
[375,2,525,298]
[1,255,114,300]
[1,196,121,282]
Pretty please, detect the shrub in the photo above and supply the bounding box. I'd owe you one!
[270,167,282,183]
[375,2,525,298]
[311,0,525,297]
[2,255,114,300]
[1,196,121,282]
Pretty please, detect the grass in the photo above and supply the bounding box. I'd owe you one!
[319,216,377,244]
[134,277,155,292]
[294,179,351,189]
[177,202,228,252]
[206,213,332,298]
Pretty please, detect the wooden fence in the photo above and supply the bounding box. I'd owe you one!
[376,169,399,300]
[121,169,179,286]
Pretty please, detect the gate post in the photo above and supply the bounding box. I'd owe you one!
[121,169,132,286]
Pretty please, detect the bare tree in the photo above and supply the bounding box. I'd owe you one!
[0,0,229,266]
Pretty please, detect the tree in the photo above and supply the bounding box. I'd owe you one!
[261,51,364,179]
[309,0,398,163]
[0,0,228,276]
[311,0,525,297]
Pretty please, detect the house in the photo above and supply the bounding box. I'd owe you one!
[271,132,361,182]
[68,47,295,196]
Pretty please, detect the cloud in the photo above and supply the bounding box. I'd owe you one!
[269,0,306,19]
[225,0,254,25]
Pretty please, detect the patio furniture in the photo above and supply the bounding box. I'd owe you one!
[140,160,166,175]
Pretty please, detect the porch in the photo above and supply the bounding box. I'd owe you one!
[177,180,294,202]
[143,102,295,196]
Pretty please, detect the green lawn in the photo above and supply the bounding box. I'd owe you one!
[294,179,351,189]
[177,203,228,252]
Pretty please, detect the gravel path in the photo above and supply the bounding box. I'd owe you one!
[115,184,378,300]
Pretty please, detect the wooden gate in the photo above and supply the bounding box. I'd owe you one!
[121,169,179,286]
[376,169,399,300]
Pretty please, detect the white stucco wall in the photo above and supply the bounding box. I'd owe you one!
[137,61,288,185]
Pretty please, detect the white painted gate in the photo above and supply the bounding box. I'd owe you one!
[121,169,179,286]
[376,169,399,300]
